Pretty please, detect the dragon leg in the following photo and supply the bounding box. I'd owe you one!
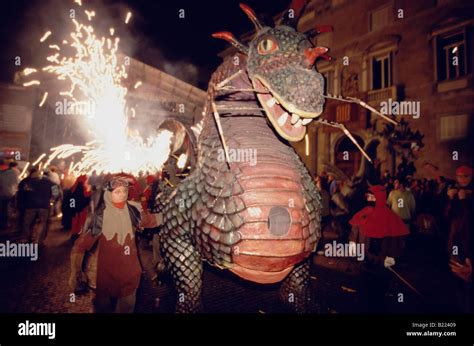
[278,258,313,313]
[161,233,203,313]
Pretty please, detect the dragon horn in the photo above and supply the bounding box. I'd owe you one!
[211,31,249,54]
[239,3,263,30]
[304,47,329,67]
[306,25,333,38]
[281,0,307,28]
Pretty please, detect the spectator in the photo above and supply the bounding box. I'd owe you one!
[386,178,416,229]
[445,165,473,312]
[45,167,62,216]
[330,181,350,241]
[70,175,92,241]
[17,167,58,246]
[61,172,76,231]
[0,161,20,230]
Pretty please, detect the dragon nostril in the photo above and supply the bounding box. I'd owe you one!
[267,206,291,236]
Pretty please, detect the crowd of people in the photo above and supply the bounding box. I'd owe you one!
[0,159,172,313]
[0,157,472,313]
[314,164,473,313]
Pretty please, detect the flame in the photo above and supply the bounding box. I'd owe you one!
[24,6,173,177]
[177,153,187,169]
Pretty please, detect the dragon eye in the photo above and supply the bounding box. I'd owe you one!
[257,38,278,55]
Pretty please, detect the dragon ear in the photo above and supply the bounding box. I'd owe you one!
[212,31,249,54]
[281,0,307,28]
[239,3,263,31]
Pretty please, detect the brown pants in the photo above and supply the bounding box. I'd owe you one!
[94,290,137,313]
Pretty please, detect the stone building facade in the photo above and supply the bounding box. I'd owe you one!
[290,0,474,179]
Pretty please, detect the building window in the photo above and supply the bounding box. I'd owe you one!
[371,52,392,90]
[321,70,334,95]
[435,30,469,81]
[439,114,469,140]
[370,5,390,31]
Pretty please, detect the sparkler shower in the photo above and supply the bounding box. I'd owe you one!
[23,1,173,176]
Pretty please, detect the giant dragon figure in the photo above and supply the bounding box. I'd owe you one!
[157,1,397,313]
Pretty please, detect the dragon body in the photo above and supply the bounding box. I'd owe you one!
[158,1,328,313]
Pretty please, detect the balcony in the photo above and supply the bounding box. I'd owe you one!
[367,85,398,106]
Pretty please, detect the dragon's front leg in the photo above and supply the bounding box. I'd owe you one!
[278,258,313,313]
[161,232,203,313]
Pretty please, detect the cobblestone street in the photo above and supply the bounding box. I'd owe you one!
[0,215,459,314]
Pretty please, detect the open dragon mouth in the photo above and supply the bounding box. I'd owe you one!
[252,76,323,142]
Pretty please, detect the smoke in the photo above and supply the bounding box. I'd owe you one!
[163,61,199,87]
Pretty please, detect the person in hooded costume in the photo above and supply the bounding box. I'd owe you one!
[349,185,409,313]
[68,175,161,313]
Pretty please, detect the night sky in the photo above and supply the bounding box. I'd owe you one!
[0,0,289,90]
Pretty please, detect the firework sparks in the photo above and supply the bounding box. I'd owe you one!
[84,10,95,21]
[125,12,132,24]
[19,162,30,180]
[23,80,40,87]
[39,92,48,107]
[22,68,37,76]
[32,153,46,166]
[39,31,51,42]
[24,5,173,177]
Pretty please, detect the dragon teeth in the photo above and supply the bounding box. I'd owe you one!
[266,98,276,107]
[277,112,289,126]
[302,118,312,125]
[294,118,303,128]
[291,113,300,125]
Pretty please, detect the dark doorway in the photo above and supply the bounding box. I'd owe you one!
[335,135,365,178]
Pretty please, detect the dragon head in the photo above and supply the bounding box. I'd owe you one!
[213,1,331,141]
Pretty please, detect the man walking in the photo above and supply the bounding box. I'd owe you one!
[17,167,57,246]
